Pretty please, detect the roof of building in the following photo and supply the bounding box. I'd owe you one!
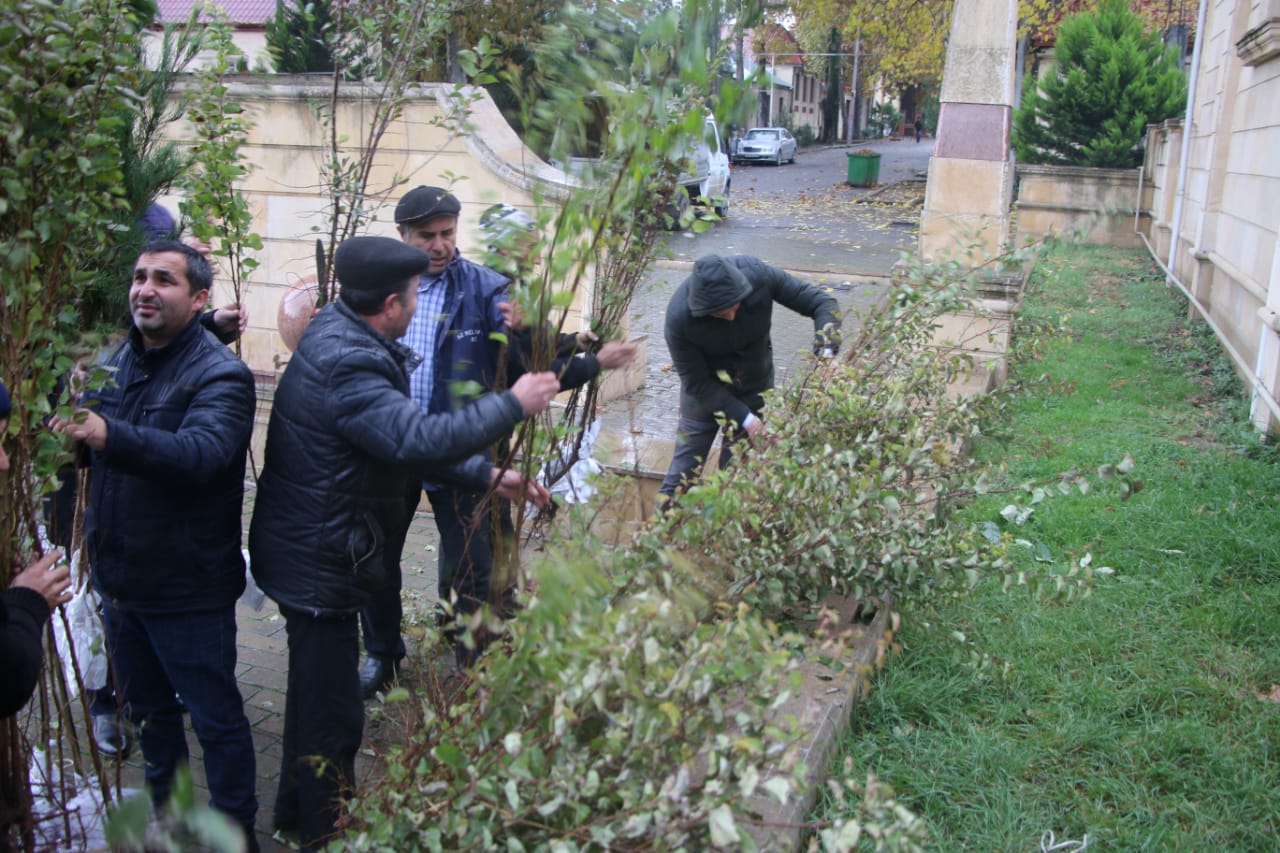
[156,0,278,25]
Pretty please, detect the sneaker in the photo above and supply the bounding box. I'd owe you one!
[92,714,131,759]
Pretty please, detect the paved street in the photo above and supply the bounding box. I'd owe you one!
[666,136,934,273]
[598,137,936,457]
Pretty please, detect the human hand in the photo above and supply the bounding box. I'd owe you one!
[10,550,72,612]
[182,236,213,257]
[510,371,560,416]
[744,417,765,440]
[50,409,108,451]
[499,301,526,330]
[575,330,599,351]
[212,303,249,337]
[490,468,551,508]
[595,341,638,370]
[68,359,93,403]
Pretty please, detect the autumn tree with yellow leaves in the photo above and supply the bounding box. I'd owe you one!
[780,0,1184,141]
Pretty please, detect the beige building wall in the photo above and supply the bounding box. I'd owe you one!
[919,0,1019,263]
[159,76,581,381]
[1142,0,1280,432]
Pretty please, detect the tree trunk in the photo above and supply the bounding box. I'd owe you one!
[820,26,842,143]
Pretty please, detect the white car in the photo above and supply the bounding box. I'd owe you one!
[678,115,731,217]
[733,127,797,166]
[664,115,731,227]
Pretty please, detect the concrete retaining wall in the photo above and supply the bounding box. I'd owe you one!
[1014,164,1145,248]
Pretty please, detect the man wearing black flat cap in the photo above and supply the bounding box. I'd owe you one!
[249,235,559,851]
[357,184,525,690]
[658,254,841,508]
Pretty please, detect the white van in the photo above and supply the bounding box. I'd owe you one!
[675,114,731,219]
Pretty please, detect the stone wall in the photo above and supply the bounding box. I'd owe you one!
[1140,0,1280,433]
[159,75,583,381]
[1013,164,1145,248]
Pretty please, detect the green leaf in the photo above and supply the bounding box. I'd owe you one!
[708,804,739,846]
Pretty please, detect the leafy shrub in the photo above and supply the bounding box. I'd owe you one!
[266,0,335,73]
[794,124,816,146]
[1013,0,1186,168]
[1,0,149,843]
[342,243,1107,849]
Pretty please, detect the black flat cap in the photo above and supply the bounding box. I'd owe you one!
[335,236,431,298]
[394,185,461,224]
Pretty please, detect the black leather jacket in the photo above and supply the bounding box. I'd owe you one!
[249,301,526,617]
[85,318,255,612]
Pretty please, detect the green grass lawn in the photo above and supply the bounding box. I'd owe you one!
[818,245,1280,850]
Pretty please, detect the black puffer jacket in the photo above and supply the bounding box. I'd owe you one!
[1,588,52,717]
[249,301,526,617]
[85,318,255,613]
[664,255,840,425]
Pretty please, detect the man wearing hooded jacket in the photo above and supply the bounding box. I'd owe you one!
[658,254,840,505]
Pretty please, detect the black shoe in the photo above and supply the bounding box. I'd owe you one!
[240,823,261,853]
[93,714,131,759]
[359,656,399,699]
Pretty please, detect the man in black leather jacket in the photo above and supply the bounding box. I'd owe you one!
[52,240,261,849]
[248,236,558,851]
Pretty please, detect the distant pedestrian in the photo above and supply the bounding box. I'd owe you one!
[914,116,924,143]
[658,254,840,509]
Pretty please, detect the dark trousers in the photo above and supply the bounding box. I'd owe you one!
[360,485,498,665]
[428,488,494,617]
[276,607,363,852]
[658,412,756,499]
[358,481,420,662]
[101,603,257,826]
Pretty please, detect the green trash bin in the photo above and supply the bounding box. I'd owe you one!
[846,151,881,187]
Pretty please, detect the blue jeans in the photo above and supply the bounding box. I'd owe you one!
[101,603,257,826]
[428,487,495,616]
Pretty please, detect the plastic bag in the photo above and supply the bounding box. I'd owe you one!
[543,419,602,505]
[240,548,266,612]
[50,549,108,698]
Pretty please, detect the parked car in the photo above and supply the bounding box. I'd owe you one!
[732,127,797,166]
[564,113,730,229]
